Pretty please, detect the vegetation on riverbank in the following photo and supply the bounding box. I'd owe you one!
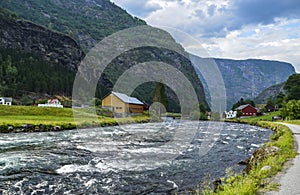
[197,121,296,195]
[0,105,150,133]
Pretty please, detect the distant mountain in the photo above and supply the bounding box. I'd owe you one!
[190,55,296,109]
[0,0,146,51]
[254,83,285,104]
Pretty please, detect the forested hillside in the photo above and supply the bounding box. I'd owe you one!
[0,48,75,98]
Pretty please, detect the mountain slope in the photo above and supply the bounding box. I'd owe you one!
[254,83,285,104]
[0,8,79,97]
[0,5,209,110]
[190,56,296,109]
[0,8,84,70]
[0,0,146,51]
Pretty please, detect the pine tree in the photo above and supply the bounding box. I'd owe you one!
[153,82,168,116]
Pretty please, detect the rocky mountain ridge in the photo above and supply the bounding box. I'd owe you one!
[191,56,296,109]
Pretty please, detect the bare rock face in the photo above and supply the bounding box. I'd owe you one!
[0,17,84,70]
[190,55,296,109]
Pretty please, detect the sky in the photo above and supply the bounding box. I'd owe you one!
[110,0,300,72]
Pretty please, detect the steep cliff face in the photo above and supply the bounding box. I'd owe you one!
[191,56,296,109]
[0,0,146,51]
[0,16,84,70]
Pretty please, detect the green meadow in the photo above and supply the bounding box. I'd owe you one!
[0,105,150,133]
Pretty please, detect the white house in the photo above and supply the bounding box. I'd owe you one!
[38,99,63,108]
[0,97,12,106]
[225,110,237,119]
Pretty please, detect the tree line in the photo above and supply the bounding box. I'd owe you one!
[278,74,300,120]
[0,48,75,99]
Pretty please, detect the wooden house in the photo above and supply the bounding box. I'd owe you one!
[102,92,144,117]
[235,104,257,117]
[264,104,278,112]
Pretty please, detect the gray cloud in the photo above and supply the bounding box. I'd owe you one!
[111,0,162,17]
[111,0,300,38]
[233,0,300,25]
[196,0,300,37]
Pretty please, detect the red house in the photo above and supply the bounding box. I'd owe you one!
[235,104,257,117]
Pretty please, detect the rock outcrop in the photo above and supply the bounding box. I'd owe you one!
[254,83,285,104]
[0,17,84,70]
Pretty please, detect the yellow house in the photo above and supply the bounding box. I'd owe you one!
[102,92,144,117]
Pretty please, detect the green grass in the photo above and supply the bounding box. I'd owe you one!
[284,120,300,125]
[199,121,297,195]
[0,105,73,116]
[0,105,150,133]
[228,111,281,123]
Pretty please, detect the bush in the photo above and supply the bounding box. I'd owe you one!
[190,111,208,120]
[280,100,300,120]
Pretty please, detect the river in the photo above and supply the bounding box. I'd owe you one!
[0,120,271,194]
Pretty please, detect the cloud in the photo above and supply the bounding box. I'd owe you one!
[113,0,300,38]
[232,0,300,26]
[145,0,232,37]
[110,0,162,17]
[110,0,300,72]
[202,19,300,71]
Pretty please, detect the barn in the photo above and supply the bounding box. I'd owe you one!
[102,92,144,117]
[235,104,258,117]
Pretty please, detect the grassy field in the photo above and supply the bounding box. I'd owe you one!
[284,120,300,125]
[228,111,300,126]
[226,111,281,123]
[197,120,297,195]
[0,105,150,133]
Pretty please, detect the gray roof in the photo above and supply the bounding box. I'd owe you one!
[0,97,12,102]
[235,104,256,110]
[112,92,144,105]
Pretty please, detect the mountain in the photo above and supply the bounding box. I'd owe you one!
[254,83,285,104]
[0,8,84,70]
[0,8,80,98]
[190,55,296,109]
[0,3,209,111]
[0,0,146,51]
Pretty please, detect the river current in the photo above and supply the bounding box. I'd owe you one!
[0,121,271,194]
